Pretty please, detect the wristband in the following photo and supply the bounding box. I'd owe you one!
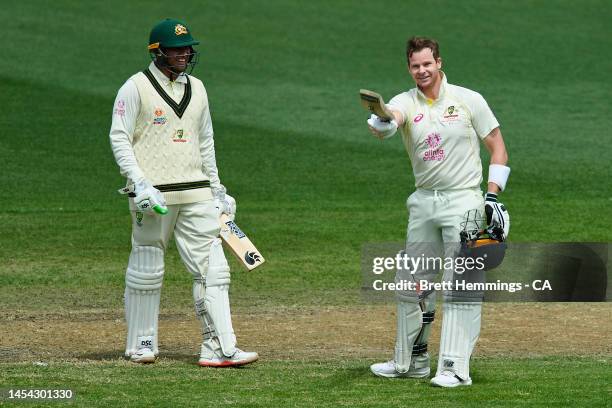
[488,164,510,191]
[485,192,498,202]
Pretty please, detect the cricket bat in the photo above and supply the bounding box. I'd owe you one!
[219,214,265,271]
[359,89,394,122]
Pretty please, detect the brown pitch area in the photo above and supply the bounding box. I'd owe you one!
[1,303,610,363]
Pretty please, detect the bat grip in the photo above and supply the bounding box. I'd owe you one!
[153,205,168,215]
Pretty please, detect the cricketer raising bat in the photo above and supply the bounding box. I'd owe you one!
[359,89,395,122]
[219,213,265,271]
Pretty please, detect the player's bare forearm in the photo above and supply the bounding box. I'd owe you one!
[487,182,501,194]
[483,128,508,193]
[390,108,405,127]
[484,127,508,165]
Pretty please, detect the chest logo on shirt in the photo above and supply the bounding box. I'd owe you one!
[153,108,167,125]
[173,129,187,143]
[413,113,424,123]
[442,105,460,122]
[423,132,445,162]
[135,211,144,227]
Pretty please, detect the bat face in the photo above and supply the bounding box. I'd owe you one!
[359,89,394,122]
[219,214,265,271]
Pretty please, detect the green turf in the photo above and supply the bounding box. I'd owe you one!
[2,0,611,310]
[1,357,609,408]
[1,0,611,406]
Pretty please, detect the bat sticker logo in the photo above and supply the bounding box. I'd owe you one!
[225,221,246,238]
[244,251,261,265]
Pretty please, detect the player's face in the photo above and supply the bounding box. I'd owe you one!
[163,46,192,72]
[408,48,442,89]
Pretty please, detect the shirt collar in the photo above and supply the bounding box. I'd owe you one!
[416,71,447,105]
[148,62,188,85]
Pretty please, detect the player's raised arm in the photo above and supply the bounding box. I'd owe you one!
[359,89,403,140]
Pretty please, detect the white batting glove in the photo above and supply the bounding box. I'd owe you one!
[212,186,236,221]
[485,192,509,240]
[367,114,398,140]
[134,180,167,215]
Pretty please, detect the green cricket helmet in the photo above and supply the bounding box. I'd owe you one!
[148,18,199,50]
[148,18,199,75]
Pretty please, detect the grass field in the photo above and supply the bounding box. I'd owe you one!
[1,1,611,407]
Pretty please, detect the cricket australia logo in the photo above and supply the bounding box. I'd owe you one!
[175,24,188,35]
[442,105,460,122]
[173,129,187,143]
[225,220,246,238]
[135,211,144,226]
[423,132,445,162]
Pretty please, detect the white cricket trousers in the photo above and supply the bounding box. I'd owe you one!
[130,199,220,280]
[405,187,485,380]
[406,188,484,271]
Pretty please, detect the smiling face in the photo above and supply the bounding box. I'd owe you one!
[408,47,442,92]
[162,46,193,72]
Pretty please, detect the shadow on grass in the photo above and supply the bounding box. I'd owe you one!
[76,351,259,370]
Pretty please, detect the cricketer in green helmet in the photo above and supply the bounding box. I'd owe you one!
[109,18,258,368]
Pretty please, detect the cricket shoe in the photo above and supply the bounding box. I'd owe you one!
[430,370,472,388]
[370,360,430,379]
[198,348,259,367]
[129,348,156,364]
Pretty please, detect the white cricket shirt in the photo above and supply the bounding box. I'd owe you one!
[109,62,221,204]
[388,73,499,190]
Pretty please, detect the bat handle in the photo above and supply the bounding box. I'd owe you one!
[153,205,168,215]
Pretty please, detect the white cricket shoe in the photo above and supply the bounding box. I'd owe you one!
[198,348,259,367]
[430,370,472,387]
[370,360,430,379]
[129,348,156,364]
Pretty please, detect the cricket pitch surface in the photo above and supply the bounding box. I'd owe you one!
[1,303,610,362]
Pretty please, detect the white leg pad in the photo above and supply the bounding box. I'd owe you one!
[393,301,422,373]
[195,238,236,357]
[437,302,482,380]
[124,246,164,357]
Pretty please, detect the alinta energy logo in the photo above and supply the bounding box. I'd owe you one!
[423,132,445,161]
[153,108,167,125]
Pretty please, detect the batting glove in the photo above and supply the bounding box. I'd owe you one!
[367,114,398,140]
[212,185,236,221]
[485,192,510,240]
[134,180,167,215]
